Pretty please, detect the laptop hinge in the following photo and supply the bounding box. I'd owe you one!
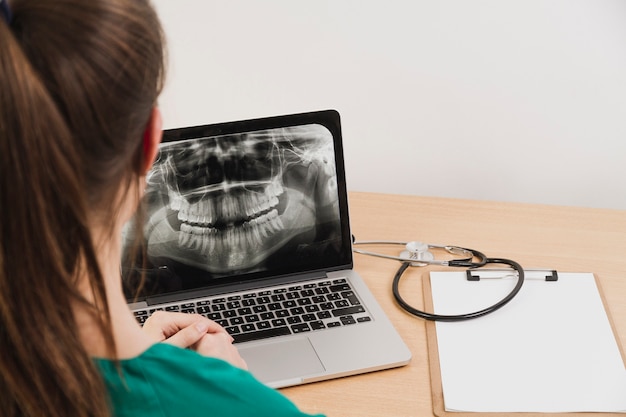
[143,271,328,306]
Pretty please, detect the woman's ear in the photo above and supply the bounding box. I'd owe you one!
[141,107,163,175]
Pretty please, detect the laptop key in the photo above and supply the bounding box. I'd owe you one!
[231,326,291,344]
[317,311,332,320]
[260,312,274,320]
[245,314,260,323]
[223,310,237,318]
[330,284,350,292]
[272,318,287,326]
[302,314,316,322]
[242,324,256,332]
[253,305,267,313]
[230,317,244,325]
[305,305,320,313]
[257,321,271,330]
[291,323,311,333]
[342,291,361,305]
[197,306,211,314]
[271,294,286,302]
[311,321,326,330]
[290,307,304,315]
[332,305,366,317]
[225,326,241,335]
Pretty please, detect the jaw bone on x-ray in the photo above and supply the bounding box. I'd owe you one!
[129,123,342,293]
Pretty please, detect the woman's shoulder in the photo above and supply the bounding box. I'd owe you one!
[95,343,324,417]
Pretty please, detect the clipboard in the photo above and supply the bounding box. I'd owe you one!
[423,270,626,416]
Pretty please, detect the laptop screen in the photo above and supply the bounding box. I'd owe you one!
[122,110,353,302]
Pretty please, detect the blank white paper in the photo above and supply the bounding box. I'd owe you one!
[430,271,626,413]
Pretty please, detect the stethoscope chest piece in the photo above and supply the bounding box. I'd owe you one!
[400,241,434,266]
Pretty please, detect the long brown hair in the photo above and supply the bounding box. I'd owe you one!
[0,1,165,416]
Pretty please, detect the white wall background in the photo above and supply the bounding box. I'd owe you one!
[152,0,626,209]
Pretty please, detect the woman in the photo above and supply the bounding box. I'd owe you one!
[0,1,324,416]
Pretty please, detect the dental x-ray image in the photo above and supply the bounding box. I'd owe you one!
[122,122,343,299]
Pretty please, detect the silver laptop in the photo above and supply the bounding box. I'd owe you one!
[122,109,411,388]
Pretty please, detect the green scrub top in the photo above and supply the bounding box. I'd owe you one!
[95,343,325,417]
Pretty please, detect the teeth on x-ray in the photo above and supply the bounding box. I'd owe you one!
[178,208,284,252]
[143,125,338,273]
[175,181,284,226]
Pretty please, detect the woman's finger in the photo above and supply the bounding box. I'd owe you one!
[142,311,228,343]
[194,332,248,370]
[162,320,213,348]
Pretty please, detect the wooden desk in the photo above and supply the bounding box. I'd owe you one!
[282,191,626,417]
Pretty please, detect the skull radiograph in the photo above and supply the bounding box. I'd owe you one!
[124,124,341,294]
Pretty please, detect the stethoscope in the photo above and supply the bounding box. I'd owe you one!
[352,240,525,322]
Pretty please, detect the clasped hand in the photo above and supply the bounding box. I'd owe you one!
[142,311,248,370]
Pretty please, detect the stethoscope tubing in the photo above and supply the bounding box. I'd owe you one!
[353,241,487,267]
[392,257,525,321]
[352,240,525,321]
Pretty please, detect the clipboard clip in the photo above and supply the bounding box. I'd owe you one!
[466,268,558,282]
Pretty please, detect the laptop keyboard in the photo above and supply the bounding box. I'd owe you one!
[133,278,372,344]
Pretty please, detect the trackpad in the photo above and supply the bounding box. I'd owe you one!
[238,337,325,385]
